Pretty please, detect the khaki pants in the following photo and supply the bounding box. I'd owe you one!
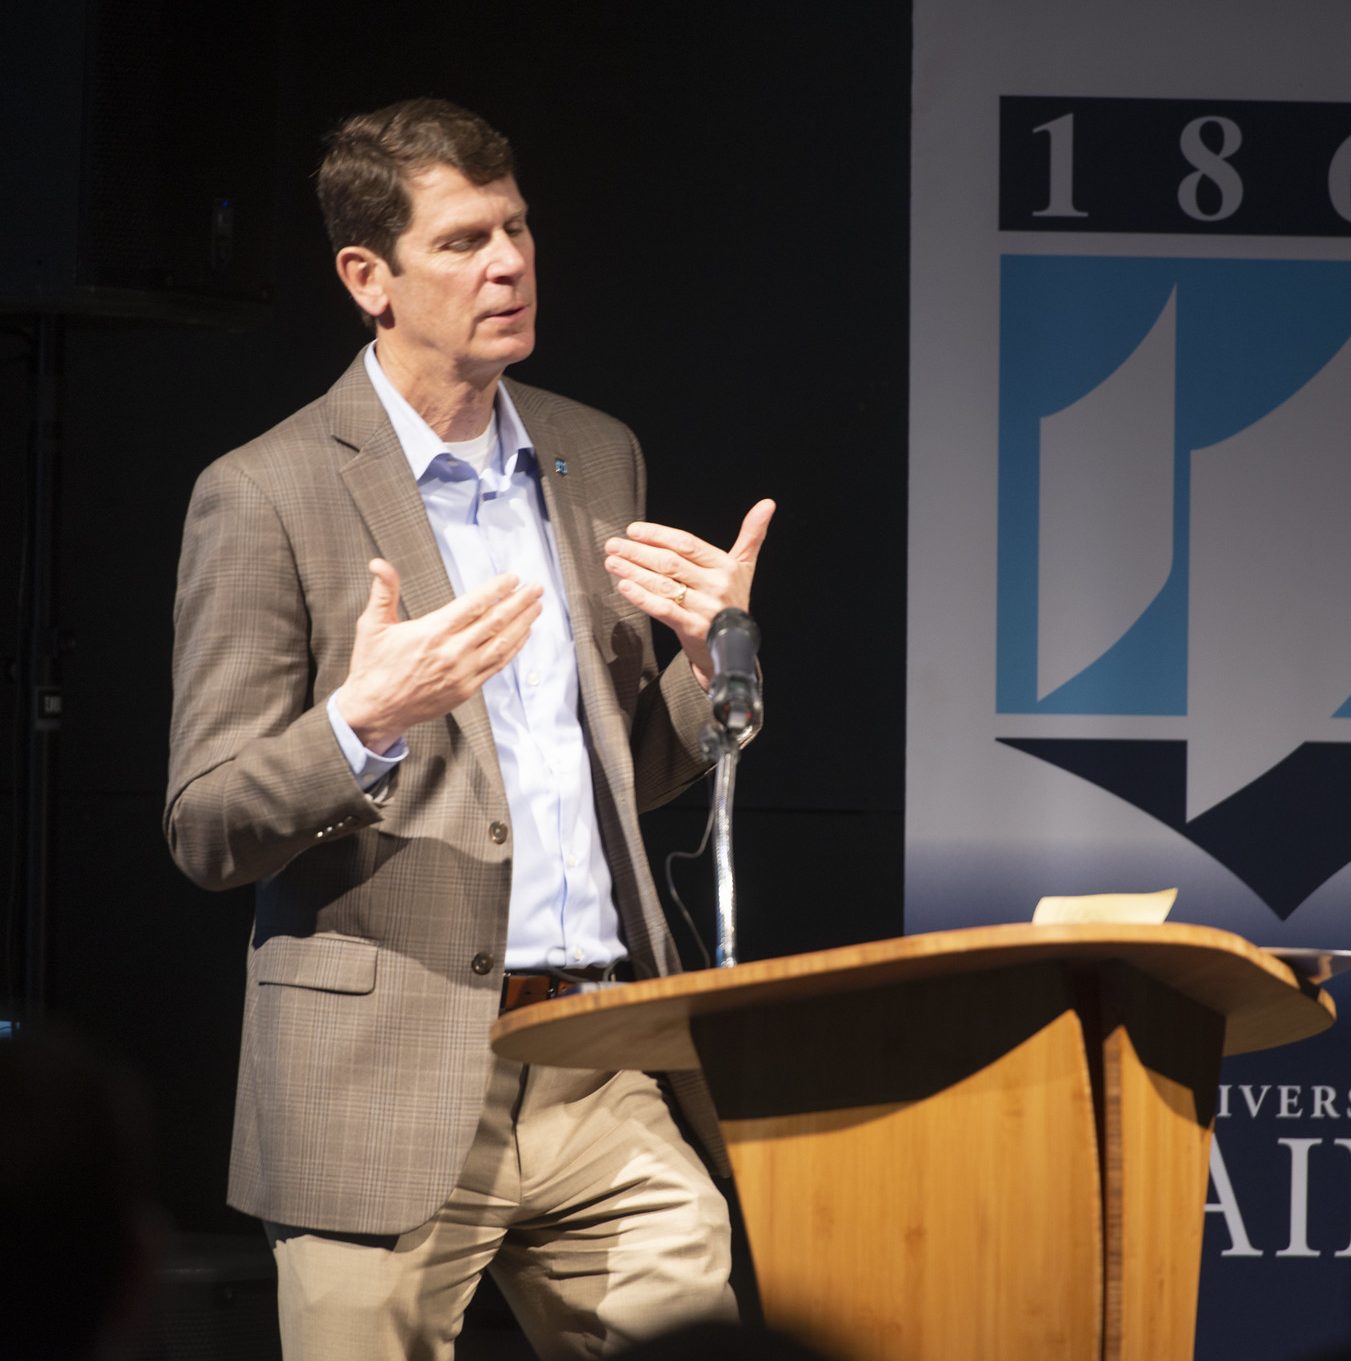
[268,1056,735,1359]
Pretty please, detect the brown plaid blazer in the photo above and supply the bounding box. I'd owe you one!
[165,355,725,1234]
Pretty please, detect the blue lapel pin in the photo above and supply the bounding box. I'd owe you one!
[554,457,568,476]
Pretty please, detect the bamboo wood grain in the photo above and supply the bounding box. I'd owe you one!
[1095,965,1224,1361]
[709,965,1102,1360]
[491,924,1333,1360]
[493,923,1333,1070]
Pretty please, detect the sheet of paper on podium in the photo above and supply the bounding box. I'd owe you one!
[1032,888,1178,925]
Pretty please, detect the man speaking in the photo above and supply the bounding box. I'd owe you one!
[164,97,774,1359]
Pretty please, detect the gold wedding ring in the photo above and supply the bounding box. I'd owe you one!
[672,583,687,607]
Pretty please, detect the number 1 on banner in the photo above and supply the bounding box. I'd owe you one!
[1032,113,1089,218]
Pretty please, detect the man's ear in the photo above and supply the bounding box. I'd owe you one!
[335,246,392,321]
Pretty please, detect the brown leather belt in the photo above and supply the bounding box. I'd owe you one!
[499,964,631,1013]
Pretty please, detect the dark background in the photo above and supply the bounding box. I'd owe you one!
[1,0,910,1234]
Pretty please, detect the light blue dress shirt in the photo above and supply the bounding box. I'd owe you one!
[326,343,627,971]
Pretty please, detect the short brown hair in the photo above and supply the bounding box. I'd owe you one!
[317,98,515,271]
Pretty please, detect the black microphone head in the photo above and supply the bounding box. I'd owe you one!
[708,608,760,669]
[707,608,762,734]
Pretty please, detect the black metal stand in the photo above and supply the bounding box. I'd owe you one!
[700,723,744,969]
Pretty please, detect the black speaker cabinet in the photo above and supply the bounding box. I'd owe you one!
[2,0,276,326]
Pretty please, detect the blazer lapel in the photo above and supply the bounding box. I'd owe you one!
[517,393,676,973]
[328,356,503,792]
[528,412,597,643]
[522,395,639,797]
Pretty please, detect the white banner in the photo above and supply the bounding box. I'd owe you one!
[909,4,1351,1354]
[909,0,1351,938]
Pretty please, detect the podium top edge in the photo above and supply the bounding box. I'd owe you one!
[492,922,1334,1067]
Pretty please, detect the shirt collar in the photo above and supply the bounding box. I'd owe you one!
[362,341,534,482]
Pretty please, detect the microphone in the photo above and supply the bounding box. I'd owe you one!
[707,607,762,735]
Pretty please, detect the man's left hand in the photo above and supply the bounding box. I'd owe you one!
[604,498,776,689]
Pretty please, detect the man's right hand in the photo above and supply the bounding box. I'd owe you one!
[333,558,543,754]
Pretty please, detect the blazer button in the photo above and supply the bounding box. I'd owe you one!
[488,820,509,845]
[471,952,495,975]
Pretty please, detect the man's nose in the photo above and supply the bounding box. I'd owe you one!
[486,231,527,279]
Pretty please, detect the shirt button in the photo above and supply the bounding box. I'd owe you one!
[572,947,583,962]
[565,854,579,869]
[526,670,541,687]
[489,821,509,845]
[471,952,495,976]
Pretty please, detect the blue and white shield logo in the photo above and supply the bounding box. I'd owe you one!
[997,256,1351,917]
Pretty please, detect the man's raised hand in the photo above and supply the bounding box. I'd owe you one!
[334,558,543,753]
[603,499,775,688]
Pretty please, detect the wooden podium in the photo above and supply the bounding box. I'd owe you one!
[492,923,1334,1361]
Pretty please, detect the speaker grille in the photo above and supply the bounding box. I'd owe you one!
[78,0,275,304]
